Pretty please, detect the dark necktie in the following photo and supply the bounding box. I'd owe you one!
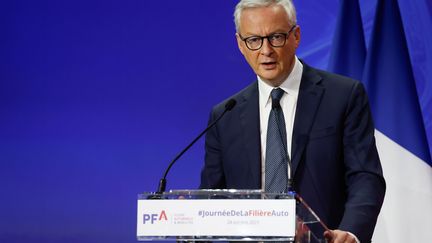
[265,88,288,193]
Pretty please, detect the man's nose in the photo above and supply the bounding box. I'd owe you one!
[260,38,274,56]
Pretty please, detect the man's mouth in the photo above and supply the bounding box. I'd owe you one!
[261,61,277,69]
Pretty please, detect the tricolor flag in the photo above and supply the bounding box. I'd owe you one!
[329,0,432,242]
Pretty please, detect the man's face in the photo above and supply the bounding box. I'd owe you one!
[236,5,300,86]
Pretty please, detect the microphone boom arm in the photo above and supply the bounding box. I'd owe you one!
[156,99,236,194]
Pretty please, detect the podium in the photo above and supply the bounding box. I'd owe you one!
[137,190,328,242]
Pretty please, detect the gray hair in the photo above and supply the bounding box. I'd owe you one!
[234,0,297,33]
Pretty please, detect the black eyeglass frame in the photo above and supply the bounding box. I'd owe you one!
[239,24,297,51]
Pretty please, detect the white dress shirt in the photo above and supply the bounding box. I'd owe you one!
[259,57,303,189]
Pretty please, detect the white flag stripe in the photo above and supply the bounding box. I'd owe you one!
[373,130,432,242]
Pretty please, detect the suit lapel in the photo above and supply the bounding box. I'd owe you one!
[238,82,261,188]
[291,64,324,176]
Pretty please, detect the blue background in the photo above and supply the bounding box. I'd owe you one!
[1,0,431,242]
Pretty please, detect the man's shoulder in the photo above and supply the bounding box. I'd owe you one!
[300,62,369,106]
[302,62,361,89]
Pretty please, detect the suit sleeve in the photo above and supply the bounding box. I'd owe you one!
[199,107,226,189]
[339,82,386,242]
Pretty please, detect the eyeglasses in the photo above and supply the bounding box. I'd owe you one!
[239,25,297,51]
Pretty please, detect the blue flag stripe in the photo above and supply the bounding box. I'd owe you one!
[328,0,366,80]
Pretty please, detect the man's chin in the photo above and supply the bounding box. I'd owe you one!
[258,75,284,87]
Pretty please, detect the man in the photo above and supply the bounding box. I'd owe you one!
[200,0,385,242]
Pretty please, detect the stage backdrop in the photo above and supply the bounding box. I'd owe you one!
[1,0,431,242]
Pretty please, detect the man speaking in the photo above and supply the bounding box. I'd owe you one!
[200,0,385,242]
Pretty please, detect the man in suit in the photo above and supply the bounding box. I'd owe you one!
[200,1,385,242]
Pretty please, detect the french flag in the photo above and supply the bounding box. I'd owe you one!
[329,0,432,242]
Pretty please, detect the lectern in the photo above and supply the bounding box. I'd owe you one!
[137,190,328,242]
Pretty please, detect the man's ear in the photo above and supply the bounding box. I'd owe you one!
[236,33,245,55]
[293,26,301,48]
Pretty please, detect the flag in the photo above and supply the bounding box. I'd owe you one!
[362,0,432,242]
[328,0,366,80]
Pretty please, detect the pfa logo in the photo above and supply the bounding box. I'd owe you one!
[143,210,168,224]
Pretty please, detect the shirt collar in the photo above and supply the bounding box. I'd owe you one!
[258,56,303,108]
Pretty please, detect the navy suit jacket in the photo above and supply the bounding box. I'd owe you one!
[200,63,385,242]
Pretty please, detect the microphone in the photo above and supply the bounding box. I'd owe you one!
[155,98,237,194]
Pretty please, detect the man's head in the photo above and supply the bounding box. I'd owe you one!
[234,0,300,87]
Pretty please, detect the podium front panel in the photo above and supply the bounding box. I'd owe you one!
[137,189,326,242]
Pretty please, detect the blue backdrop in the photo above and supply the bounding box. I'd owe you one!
[1,0,431,242]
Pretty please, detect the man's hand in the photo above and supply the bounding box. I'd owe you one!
[324,229,359,243]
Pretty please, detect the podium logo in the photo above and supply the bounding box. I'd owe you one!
[143,210,168,224]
